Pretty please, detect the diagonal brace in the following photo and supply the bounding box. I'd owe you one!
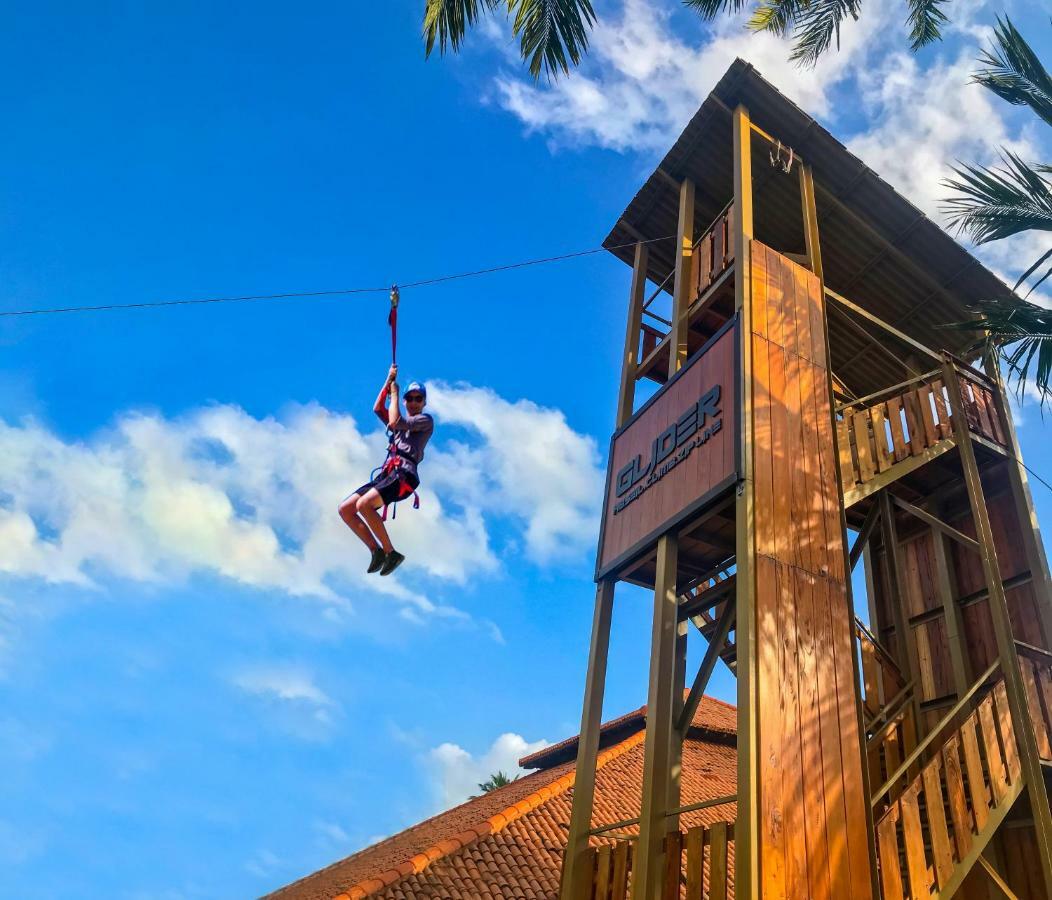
[850,501,881,572]
[677,599,736,736]
[890,493,980,552]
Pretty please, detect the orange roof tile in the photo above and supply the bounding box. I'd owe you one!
[266,695,737,900]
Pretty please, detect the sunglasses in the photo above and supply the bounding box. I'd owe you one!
[404,394,425,403]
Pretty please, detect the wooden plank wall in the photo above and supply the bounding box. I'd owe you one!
[747,242,874,899]
[950,487,1046,670]
[870,485,1047,730]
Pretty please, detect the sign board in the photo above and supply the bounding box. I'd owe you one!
[596,319,738,579]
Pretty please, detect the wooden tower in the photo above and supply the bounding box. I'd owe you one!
[560,60,1052,900]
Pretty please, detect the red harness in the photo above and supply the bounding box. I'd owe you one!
[378,442,421,522]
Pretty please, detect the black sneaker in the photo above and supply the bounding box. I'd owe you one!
[379,550,405,576]
[367,547,387,574]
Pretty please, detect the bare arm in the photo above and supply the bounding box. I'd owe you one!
[387,381,402,429]
[373,365,398,425]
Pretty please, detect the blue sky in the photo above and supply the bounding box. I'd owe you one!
[2,1,1052,897]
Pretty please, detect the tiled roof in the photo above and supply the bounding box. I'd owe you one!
[520,694,736,770]
[266,695,737,900]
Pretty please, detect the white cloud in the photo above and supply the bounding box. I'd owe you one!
[427,384,603,563]
[427,731,550,811]
[232,666,333,707]
[0,383,603,617]
[314,820,351,845]
[232,665,339,740]
[245,848,285,880]
[847,48,1038,221]
[490,0,897,152]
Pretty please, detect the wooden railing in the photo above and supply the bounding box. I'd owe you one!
[691,206,734,299]
[837,370,953,502]
[873,662,1022,900]
[1017,640,1052,763]
[634,205,736,385]
[583,821,733,900]
[955,366,1007,447]
[837,361,1008,505]
[857,618,917,804]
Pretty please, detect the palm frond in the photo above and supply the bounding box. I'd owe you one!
[788,0,862,68]
[423,0,501,57]
[906,0,948,50]
[748,0,806,38]
[942,151,1052,245]
[510,0,596,79]
[974,17,1052,129]
[684,0,752,20]
[945,296,1052,405]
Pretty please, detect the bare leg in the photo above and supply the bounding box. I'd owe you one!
[357,489,394,554]
[339,493,380,551]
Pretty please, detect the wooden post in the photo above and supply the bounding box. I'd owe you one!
[931,524,972,696]
[807,157,881,900]
[670,179,695,375]
[731,103,758,900]
[983,350,1052,647]
[877,491,926,741]
[944,358,1052,896]
[617,242,649,427]
[799,163,823,281]
[560,580,616,900]
[631,535,681,900]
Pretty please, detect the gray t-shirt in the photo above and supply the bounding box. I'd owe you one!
[388,413,434,475]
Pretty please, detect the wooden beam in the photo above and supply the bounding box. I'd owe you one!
[889,493,980,551]
[617,242,649,427]
[670,178,695,377]
[878,490,927,759]
[978,855,1022,900]
[826,287,942,364]
[983,350,1052,647]
[944,357,1052,897]
[677,600,736,735]
[559,579,616,900]
[799,163,823,281]
[631,535,682,900]
[731,100,759,900]
[828,300,922,377]
[850,502,880,572]
[931,523,972,697]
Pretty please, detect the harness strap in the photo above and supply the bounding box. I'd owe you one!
[389,285,399,366]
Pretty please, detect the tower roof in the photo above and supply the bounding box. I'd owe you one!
[605,59,1010,393]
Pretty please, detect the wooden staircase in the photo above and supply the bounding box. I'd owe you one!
[679,567,738,674]
[872,665,1022,900]
[836,366,1006,510]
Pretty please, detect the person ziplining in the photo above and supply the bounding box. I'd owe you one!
[338,287,434,576]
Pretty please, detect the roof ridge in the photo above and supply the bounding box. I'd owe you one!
[333,728,648,900]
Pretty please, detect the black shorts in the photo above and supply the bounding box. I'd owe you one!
[353,468,420,507]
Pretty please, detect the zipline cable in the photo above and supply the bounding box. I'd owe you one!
[0,235,676,319]
[10,231,1052,497]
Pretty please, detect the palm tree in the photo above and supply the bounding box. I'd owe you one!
[421,0,954,77]
[471,770,519,797]
[942,18,1052,401]
[423,0,596,78]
